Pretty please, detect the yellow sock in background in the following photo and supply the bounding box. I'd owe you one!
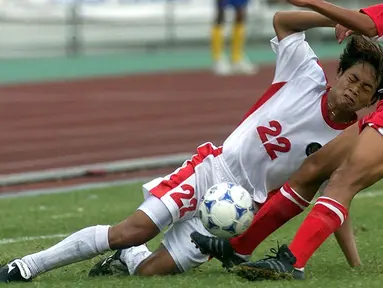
[232,23,245,63]
[211,25,224,61]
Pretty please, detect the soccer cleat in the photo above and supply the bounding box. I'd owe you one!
[0,259,32,283]
[190,231,246,269]
[213,56,232,76]
[234,244,305,281]
[88,250,129,277]
[231,58,259,75]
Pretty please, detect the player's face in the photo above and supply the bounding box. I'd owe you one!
[333,62,379,111]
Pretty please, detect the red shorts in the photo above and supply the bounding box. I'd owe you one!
[359,100,383,135]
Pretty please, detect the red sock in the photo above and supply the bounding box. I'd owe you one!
[229,183,310,255]
[289,196,348,268]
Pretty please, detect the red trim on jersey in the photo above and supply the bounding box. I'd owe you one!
[149,143,223,198]
[240,82,286,124]
[321,91,357,130]
[361,4,383,37]
[359,100,383,134]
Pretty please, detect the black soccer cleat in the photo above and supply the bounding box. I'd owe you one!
[88,250,129,277]
[0,259,32,283]
[235,244,305,281]
[190,231,246,269]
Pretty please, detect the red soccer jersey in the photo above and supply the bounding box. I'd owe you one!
[361,4,383,37]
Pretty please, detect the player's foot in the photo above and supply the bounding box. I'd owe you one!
[0,259,32,283]
[231,58,259,75]
[234,244,305,281]
[213,57,232,75]
[190,231,246,269]
[88,250,129,277]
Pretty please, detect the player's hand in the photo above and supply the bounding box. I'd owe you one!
[335,24,353,44]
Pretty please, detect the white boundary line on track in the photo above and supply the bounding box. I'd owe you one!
[0,234,69,245]
[0,153,191,186]
[0,177,154,199]
[0,187,382,245]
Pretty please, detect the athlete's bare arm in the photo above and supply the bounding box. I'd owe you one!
[301,0,378,37]
[333,217,361,267]
[273,10,335,40]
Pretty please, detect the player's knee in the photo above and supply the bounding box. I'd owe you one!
[290,156,327,191]
[108,211,160,250]
[328,160,364,193]
[235,8,246,23]
[134,255,179,276]
[323,169,358,206]
[134,261,155,276]
[216,11,225,25]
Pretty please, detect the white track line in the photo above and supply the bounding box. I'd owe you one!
[0,153,190,186]
[0,188,382,246]
[0,234,68,245]
[0,177,154,199]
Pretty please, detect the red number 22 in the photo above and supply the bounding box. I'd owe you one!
[256,120,291,160]
[170,184,197,218]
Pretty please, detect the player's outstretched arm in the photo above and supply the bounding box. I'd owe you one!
[288,0,378,38]
[273,10,335,41]
[334,217,361,267]
[335,4,383,44]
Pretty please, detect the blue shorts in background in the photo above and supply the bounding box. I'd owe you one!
[219,0,249,8]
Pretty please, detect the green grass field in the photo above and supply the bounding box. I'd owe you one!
[1,181,383,288]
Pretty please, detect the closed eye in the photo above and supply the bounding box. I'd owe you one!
[363,85,372,93]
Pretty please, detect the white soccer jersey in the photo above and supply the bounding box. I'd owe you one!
[222,32,354,204]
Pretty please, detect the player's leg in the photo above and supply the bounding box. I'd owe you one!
[191,123,359,267]
[112,244,180,276]
[212,0,230,75]
[88,192,177,277]
[231,0,257,74]
[238,125,383,280]
[88,192,184,277]
[102,217,212,276]
[288,126,383,270]
[90,143,226,278]
[0,194,172,283]
[231,3,246,65]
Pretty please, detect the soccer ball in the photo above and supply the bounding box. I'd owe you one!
[198,182,255,238]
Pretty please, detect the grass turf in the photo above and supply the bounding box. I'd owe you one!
[1,181,383,287]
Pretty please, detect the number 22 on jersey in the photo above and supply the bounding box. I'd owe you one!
[256,120,291,160]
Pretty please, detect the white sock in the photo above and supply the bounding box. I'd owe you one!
[120,244,152,275]
[22,225,110,277]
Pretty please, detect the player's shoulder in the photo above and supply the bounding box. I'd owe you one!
[270,31,306,49]
[289,69,327,88]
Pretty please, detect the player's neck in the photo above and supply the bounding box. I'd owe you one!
[327,97,356,124]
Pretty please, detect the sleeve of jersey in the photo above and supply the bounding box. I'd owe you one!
[360,4,383,37]
[270,32,325,85]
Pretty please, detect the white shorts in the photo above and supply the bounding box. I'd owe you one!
[141,142,239,271]
[162,217,213,272]
[142,142,238,222]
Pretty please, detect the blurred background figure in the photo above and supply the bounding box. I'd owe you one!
[211,0,258,75]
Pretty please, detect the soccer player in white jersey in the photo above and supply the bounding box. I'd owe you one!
[1,4,382,284]
[191,1,383,280]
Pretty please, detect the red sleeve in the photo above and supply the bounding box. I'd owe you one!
[360,4,383,37]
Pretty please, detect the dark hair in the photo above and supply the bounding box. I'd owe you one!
[338,35,383,103]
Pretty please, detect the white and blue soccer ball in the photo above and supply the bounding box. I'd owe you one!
[198,182,255,238]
